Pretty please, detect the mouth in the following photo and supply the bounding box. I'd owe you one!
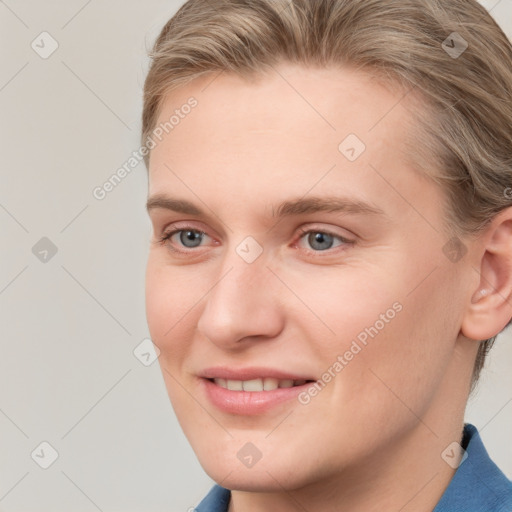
[208,377,314,391]
[199,368,317,415]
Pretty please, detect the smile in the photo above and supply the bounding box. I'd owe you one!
[201,371,317,415]
[211,377,310,391]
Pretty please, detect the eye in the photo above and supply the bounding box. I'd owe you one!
[158,227,211,250]
[156,225,352,255]
[178,229,204,248]
[297,229,352,252]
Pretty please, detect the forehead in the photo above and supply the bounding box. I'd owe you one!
[148,63,438,224]
[152,64,413,150]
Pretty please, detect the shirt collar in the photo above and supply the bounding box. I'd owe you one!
[433,423,512,511]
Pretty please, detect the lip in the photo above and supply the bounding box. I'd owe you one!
[199,366,315,381]
[199,366,317,415]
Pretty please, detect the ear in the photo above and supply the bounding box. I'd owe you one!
[461,207,512,341]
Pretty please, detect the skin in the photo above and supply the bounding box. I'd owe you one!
[145,63,512,511]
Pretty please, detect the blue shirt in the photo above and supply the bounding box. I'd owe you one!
[195,424,512,511]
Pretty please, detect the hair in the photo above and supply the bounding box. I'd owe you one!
[142,0,512,391]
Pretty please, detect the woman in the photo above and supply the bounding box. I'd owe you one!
[142,0,512,510]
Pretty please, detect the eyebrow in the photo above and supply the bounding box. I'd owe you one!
[146,194,385,219]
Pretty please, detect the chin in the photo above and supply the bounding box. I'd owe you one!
[193,440,316,492]
[203,463,306,492]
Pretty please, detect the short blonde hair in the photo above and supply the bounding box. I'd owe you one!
[142,0,512,389]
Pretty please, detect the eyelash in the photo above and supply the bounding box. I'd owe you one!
[156,225,354,255]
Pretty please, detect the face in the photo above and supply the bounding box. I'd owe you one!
[145,63,475,492]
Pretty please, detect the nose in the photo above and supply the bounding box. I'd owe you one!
[196,250,284,350]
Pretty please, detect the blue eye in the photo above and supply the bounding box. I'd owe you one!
[178,229,204,248]
[298,230,351,252]
[307,232,334,251]
[158,226,352,255]
[160,228,207,249]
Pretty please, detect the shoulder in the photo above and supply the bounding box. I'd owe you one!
[434,423,512,512]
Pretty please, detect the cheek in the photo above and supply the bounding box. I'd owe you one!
[292,256,457,404]
[145,261,203,415]
[342,267,460,419]
[285,263,397,356]
[145,259,202,358]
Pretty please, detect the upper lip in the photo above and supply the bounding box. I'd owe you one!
[199,366,316,381]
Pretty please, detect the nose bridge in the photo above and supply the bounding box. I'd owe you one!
[209,244,270,313]
[196,240,282,345]
[216,231,272,294]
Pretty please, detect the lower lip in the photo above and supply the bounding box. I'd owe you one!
[201,378,312,415]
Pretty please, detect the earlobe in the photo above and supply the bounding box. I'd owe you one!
[461,209,512,341]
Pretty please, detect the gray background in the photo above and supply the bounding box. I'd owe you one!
[0,1,511,511]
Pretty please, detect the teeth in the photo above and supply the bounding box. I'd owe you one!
[226,379,243,391]
[242,379,263,392]
[213,378,307,391]
[216,378,227,388]
[263,377,279,391]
